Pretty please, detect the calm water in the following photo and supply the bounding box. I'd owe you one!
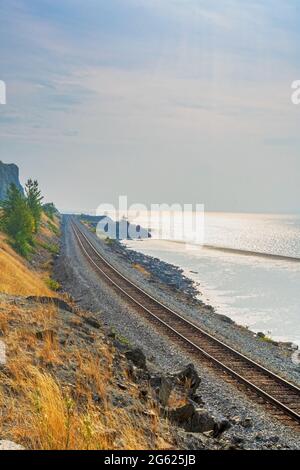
[125,213,300,346]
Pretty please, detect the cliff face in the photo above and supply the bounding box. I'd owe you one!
[0,161,24,200]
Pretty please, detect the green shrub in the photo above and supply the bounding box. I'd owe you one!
[46,278,61,291]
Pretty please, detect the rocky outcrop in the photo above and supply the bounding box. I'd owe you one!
[0,161,23,201]
[80,214,151,240]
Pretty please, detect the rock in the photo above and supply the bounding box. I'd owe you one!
[188,409,216,433]
[231,435,244,445]
[241,417,252,428]
[27,296,74,313]
[257,332,265,339]
[84,316,101,329]
[173,429,208,450]
[149,375,173,406]
[213,418,231,437]
[176,364,201,394]
[190,393,204,406]
[111,392,133,408]
[0,161,24,201]
[125,348,146,369]
[0,440,25,450]
[280,342,298,350]
[157,377,173,407]
[169,403,195,425]
[268,435,279,444]
[169,403,217,435]
[92,393,103,404]
[116,382,127,391]
[217,314,234,324]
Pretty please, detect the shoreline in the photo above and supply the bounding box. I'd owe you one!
[92,235,300,386]
[124,238,300,348]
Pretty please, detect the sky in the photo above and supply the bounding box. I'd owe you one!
[0,0,300,213]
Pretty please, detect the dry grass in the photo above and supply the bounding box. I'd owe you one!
[0,212,60,297]
[0,214,174,450]
[0,234,53,296]
[0,298,174,450]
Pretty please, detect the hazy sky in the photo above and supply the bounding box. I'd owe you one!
[0,0,300,213]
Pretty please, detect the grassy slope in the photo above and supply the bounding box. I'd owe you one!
[0,213,176,450]
[0,213,60,297]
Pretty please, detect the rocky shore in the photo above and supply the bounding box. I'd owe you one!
[111,240,200,299]
[95,236,300,387]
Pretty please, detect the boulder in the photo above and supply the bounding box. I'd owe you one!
[149,376,173,407]
[0,440,25,450]
[175,363,201,394]
[213,418,231,437]
[125,348,146,369]
[188,409,216,433]
[158,377,173,406]
[169,403,195,425]
[169,401,219,436]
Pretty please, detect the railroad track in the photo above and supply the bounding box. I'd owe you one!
[70,218,300,428]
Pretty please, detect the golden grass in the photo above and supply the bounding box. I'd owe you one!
[16,368,157,450]
[0,213,173,450]
[0,234,53,296]
[0,299,173,450]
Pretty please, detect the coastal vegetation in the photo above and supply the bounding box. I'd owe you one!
[0,180,58,258]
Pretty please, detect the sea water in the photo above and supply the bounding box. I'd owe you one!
[125,212,300,347]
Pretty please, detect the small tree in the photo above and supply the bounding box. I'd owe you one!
[25,179,43,233]
[1,184,34,256]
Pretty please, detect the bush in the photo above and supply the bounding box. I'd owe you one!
[46,278,61,291]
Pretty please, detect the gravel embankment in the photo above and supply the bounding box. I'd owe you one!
[54,216,300,450]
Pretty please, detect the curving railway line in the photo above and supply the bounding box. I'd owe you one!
[70,217,300,429]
